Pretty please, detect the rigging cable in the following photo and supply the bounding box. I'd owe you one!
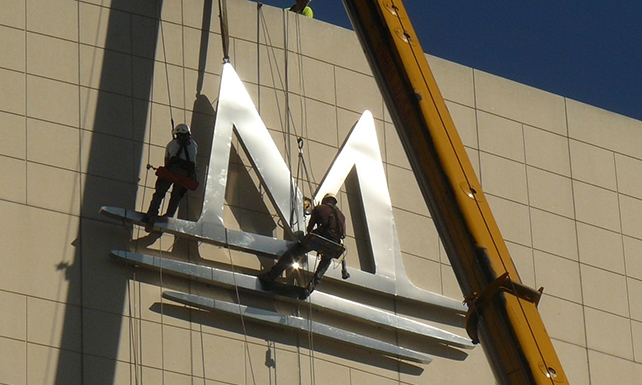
[289,10,318,232]
[258,7,294,167]
[295,138,315,210]
[212,1,257,383]
[158,10,171,385]
[128,4,180,382]
[257,8,317,384]
[217,0,230,62]
[304,255,317,385]
[256,3,296,213]
[258,6,310,232]
[286,12,317,385]
[159,10,175,130]
[226,246,258,385]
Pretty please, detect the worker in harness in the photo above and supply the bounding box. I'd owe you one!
[260,193,348,296]
[142,123,198,228]
[287,0,313,18]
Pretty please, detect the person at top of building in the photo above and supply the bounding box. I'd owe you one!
[260,192,348,296]
[287,0,313,18]
[142,123,198,228]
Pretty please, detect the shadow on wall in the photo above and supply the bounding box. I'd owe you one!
[153,302,427,377]
[182,93,216,222]
[54,1,163,383]
[55,0,162,385]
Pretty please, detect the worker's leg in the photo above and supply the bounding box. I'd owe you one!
[341,258,350,279]
[164,185,188,217]
[262,242,307,281]
[143,177,172,221]
[307,256,333,292]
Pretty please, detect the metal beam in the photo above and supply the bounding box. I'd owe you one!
[341,1,568,383]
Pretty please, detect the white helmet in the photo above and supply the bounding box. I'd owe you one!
[173,123,191,136]
[321,192,337,204]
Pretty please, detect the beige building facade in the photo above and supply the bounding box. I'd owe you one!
[2,0,642,384]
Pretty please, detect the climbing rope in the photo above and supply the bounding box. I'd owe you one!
[218,0,230,62]
[285,12,320,385]
[256,7,321,384]
[257,7,297,162]
[226,246,258,385]
[295,138,315,203]
[158,11,176,131]
[124,3,182,382]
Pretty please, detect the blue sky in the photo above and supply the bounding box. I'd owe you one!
[260,1,642,122]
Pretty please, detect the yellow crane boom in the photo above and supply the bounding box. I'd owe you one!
[341,1,568,384]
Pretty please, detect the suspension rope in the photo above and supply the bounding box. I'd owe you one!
[282,11,319,383]
[124,5,180,383]
[256,7,319,384]
[158,11,175,130]
[126,273,141,385]
[226,246,258,385]
[293,13,308,151]
[258,6,311,233]
[156,9,173,383]
[256,3,262,112]
[304,254,318,385]
[218,0,230,62]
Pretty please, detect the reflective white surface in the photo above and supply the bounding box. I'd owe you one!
[200,63,304,236]
[163,291,433,364]
[101,63,472,365]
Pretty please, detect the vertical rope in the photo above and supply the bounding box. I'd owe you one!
[158,12,175,130]
[283,10,292,173]
[226,247,257,385]
[284,10,317,384]
[218,0,230,62]
[257,2,262,112]
[305,255,318,385]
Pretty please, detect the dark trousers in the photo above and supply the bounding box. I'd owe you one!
[266,238,339,288]
[146,176,187,218]
[266,242,309,280]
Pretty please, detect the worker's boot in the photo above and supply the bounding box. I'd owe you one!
[142,199,161,232]
[141,209,158,232]
[300,278,318,299]
[341,259,350,279]
[143,198,161,224]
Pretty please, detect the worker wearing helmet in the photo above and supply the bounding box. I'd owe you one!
[287,0,313,18]
[260,192,348,296]
[142,123,198,227]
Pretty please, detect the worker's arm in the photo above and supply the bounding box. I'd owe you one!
[289,0,310,13]
[306,208,318,234]
[339,211,347,239]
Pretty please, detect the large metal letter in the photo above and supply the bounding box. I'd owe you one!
[200,63,304,235]
[313,112,458,309]
[315,111,399,279]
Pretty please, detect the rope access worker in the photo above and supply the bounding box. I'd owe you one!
[142,123,198,228]
[260,193,348,296]
[287,0,313,18]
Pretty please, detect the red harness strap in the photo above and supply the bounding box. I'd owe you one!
[155,166,199,191]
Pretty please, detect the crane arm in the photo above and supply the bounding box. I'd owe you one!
[341,1,568,384]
